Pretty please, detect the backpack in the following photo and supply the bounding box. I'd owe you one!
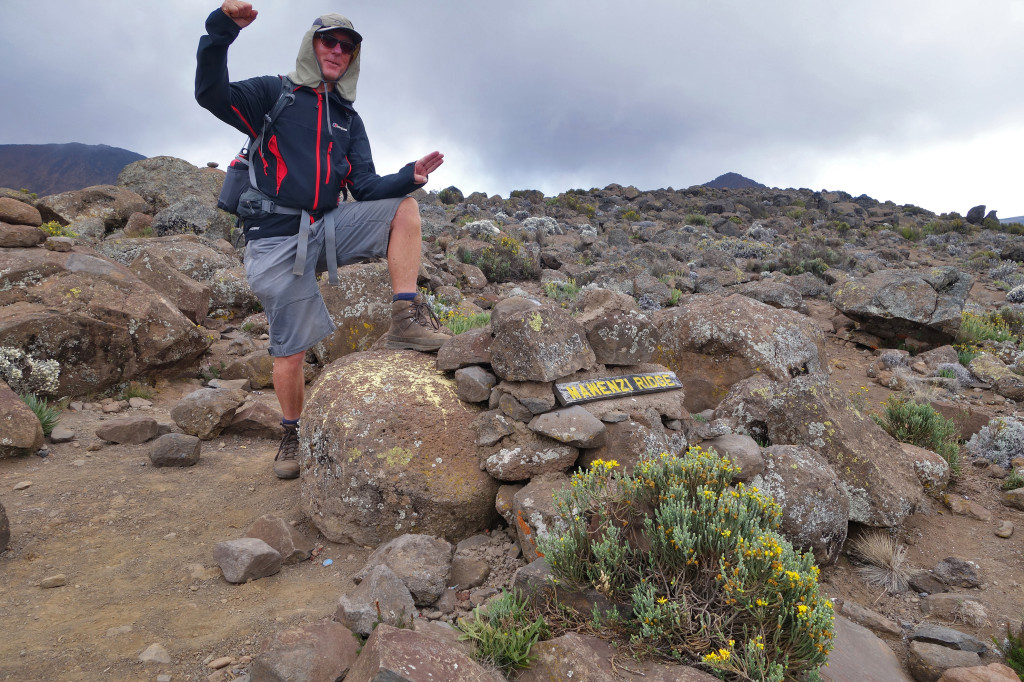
[217,76,301,218]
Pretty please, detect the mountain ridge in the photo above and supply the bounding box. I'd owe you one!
[0,142,145,196]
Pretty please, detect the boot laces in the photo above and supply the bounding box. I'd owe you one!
[410,299,442,331]
[276,425,299,462]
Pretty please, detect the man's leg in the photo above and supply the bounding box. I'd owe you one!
[386,197,422,294]
[273,351,306,421]
[383,197,449,351]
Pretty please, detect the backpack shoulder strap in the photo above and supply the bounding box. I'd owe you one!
[247,76,296,191]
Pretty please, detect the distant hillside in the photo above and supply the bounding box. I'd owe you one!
[1001,215,1024,224]
[0,143,146,196]
[702,172,766,190]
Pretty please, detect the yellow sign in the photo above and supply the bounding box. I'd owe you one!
[554,371,682,405]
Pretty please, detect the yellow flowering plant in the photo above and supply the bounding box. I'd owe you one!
[538,447,834,681]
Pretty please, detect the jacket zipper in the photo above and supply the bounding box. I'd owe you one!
[313,91,323,209]
[326,142,332,186]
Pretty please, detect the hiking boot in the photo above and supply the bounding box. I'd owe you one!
[273,423,300,479]
[384,294,450,352]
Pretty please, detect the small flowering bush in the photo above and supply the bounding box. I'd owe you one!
[0,347,61,396]
[458,234,537,282]
[539,448,834,681]
[967,416,1024,469]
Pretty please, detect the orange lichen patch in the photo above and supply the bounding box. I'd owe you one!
[516,509,544,557]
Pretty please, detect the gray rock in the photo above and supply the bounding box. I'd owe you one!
[42,237,71,253]
[909,641,981,681]
[213,537,282,584]
[471,409,515,446]
[354,534,453,607]
[0,379,44,459]
[528,405,607,448]
[497,392,534,422]
[484,425,578,482]
[837,600,902,638]
[495,380,557,414]
[153,196,235,241]
[224,401,284,440]
[435,327,493,371]
[490,304,596,382]
[454,366,496,403]
[170,388,247,440]
[138,643,172,664]
[249,619,359,682]
[735,279,807,313]
[0,197,42,226]
[752,445,849,565]
[933,557,983,588]
[335,564,416,637]
[220,350,274,390]
[37,185,147,233]
[920,592,985,621]
[344,624,505,682]
[448,556,490,590]
[820,615,912,681]
[912,623,988,653]
[128,250,211,323]
[511,473,569,562]
[575,289,659,366]
[117,156,223,212]
[702,433,764,481]
[149,433,201,467]
[832,267,973,346]
[40,574,66,588]
[95,416,161,445]
[245,515,314,565]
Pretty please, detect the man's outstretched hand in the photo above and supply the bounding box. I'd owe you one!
[221,0,258,28]
[413,151,444,185]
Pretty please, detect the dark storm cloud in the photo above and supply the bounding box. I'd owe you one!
[1,1,1022,213]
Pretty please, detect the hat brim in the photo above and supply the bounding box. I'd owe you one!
[314,26,362,43]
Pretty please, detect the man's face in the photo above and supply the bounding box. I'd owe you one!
[314,31,356,82]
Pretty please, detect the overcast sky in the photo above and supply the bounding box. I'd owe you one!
[2,1,1022,217]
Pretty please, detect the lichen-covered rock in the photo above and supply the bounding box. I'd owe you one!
[0,223,46,248]
[716,374,922,527]
[0,247,211,396]
[36,185,147,237]
[968,353,1024,400]
[575,289,659,365]
[116,156,223,212]
[334,565,416,637]
[353,534,453,606]
[301,350,499,545]
[511,473,569,563]
[752,445,849,564]
[170,388,247,440]
[901,443,951,494]
[481,421,579,481]
[490,304,596,382]
[152,197,235,241]
[127,250,211,323]
[831,267,973,346]
[345,624,505,682]
[735,279,807,313]
[653,293,828,412]
[0,379,43,459]
[310,262,393,364]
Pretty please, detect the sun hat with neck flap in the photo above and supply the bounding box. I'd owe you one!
[288,13,362,101]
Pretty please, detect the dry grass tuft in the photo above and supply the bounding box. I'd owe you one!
[951,599,989,628]
[849,531,915,594]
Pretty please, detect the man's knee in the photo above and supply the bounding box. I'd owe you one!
[391,197,420,231]
[274,351,305,373]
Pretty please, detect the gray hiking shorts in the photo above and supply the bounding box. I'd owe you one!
[244,198,405,357]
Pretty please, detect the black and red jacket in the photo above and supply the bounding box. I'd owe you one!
[195,9,421,241]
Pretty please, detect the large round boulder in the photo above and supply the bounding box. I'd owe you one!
[116,156,223,212]
[301,350,500,545]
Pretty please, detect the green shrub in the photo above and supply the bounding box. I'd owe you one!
[437,186,464,205]
[957,311,1014,345]
[668,288,683,306]
[540,448,834,679]
[38,220,78,238]
[1002,469,1024,492]
[439,310,491,335]
[871,396,961,476]
[558,193,596,219]
[458,235,536,283]
[543,278,581,305]
[896,225,923,241]
[785,208,806,220]
[685,213,709,226]
[622,209,641,222]
[998,623,1024,677]
[457,589,547,674]
[20,393,61,437]
[954,343,980,367]
[937,368,957,380]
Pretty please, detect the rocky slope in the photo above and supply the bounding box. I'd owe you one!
[1,158,1023,680]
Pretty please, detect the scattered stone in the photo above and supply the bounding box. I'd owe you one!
[95,416,161,445]
[510,473,569,562]
[48,425,76,443]
[912,623,988,653]
[449,555,490,589]
[920,593,986,622]
[937,663,1021,681]
[245,515,314,565]
[207,656,232,669]
[933,557,984,588]
[149,433,201,467]
[943,495,993,521]
[702,433,764,481]
[13,481,32,491]
[249,619,359,682]
[837,599,902,638]
[909,641,981,681]
[527,405,607,447]
[335,564,416,637]
[353,534,453,606]
[995,520,1014,538]
[454,366,497,403]
[138,643,172,664]
[170,388,247,440]
[1002,488,1024,511]
[224,401,284,440]
[0,380,45,459]
[344,624,505,682]
[212,538,282,584]
[40,574,67,588]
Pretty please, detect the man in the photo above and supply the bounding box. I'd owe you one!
[196,1,448,479]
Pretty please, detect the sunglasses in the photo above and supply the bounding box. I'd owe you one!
[317,34,357,55]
